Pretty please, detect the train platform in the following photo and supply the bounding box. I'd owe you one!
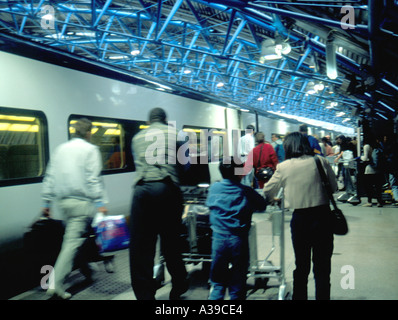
[9,194,398,301]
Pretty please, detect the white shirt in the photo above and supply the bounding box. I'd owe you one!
[239,133,255,161]
[42,138,107,207]
[360,144,376,175]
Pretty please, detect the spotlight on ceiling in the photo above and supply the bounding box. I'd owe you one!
[259,39,282,63]
[307,81,325,94]
[275,33,291,55]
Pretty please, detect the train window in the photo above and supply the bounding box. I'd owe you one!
[68,115,146,173]
[181,125,227,163]
[0,107,48,185]
[69,117,126,171]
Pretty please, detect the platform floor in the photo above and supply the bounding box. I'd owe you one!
[10,195,398,301]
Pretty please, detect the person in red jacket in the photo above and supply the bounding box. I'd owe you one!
[244,132,278,188]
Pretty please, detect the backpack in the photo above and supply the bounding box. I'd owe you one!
[274,143,285,162]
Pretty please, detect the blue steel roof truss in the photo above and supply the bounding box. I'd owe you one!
[0,0,397,131]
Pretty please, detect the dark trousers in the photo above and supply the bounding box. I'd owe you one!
[129,179,187,300]
[363,173,384,205]
[290,205,334,300]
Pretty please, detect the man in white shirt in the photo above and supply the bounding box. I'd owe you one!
[42,118,108,299]
[239,125,256,187]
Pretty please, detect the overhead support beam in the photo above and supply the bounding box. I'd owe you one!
[222,16,247,56]
[155,0,184,41]
[367,0,382,74]
[155,0,163,40]
[244,3,368,33]
[93,0,113,28]
[91,0,97,27]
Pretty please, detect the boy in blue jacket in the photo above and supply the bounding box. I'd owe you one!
[206,157,267,300]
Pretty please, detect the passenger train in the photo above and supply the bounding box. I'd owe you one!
[0,37,348,298]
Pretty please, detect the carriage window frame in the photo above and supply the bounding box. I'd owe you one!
[0,107,49,187]
[68,114,146,174]
[181,125,227,163]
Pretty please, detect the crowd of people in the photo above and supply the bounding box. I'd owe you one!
[40,109,398,301]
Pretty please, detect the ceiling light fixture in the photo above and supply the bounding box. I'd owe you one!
[274,32,291,55]
[326,31,338,79]
[259,39,282,63]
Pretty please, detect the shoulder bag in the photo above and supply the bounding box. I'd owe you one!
[314,156,348,235]
[254,144,274,182]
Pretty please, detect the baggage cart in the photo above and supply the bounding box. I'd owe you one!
[247,188,288,300]
[181,204,212,267]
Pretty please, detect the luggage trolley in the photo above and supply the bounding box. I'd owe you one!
[337,153,361,205]
[181,204,212,266]
[180,185,212,267]
[153,185,212,285]
[247,187,288,300]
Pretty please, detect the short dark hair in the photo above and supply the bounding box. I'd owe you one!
[336,134,345,141]
[219,157,243,181]
[255,132,265,143]
[299,123,309,133]
[74,118,92,139]
[246,124,255,131]
[283,131,314,160]
[149,107,167,124]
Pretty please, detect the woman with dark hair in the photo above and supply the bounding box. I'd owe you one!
[360,135,384,207]
[263,132,338,300]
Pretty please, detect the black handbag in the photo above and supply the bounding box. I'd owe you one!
[314,156,348,235]
[254,145,274,182]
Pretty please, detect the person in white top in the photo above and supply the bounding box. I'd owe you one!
[42,118,108,299]
[239,125,255,187]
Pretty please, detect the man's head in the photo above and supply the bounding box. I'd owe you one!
[74,118,92,141]
[246,124,255,135]
[271,133,281,142]
[149,107,167,125]
[299,123,308,134]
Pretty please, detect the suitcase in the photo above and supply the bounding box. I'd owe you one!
[181,204,212,255]
[23,215,115,287]
[23,217,65,286]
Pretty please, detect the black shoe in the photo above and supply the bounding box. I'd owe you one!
[169,279,189,300]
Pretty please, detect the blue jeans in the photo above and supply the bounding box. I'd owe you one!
[209,232,249,300]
